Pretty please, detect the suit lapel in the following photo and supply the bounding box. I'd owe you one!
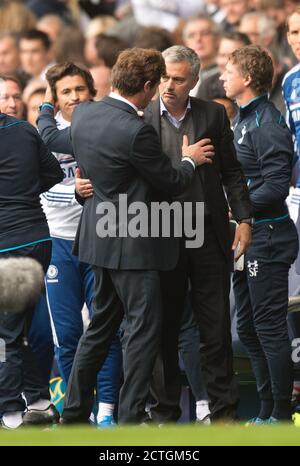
[190,98,208,189]
[145,98,161,137]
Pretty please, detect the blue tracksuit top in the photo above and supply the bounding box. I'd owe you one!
[232,95,294,221]
[282,63,300,187]
[0,113,63,251]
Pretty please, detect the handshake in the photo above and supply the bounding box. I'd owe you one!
[182,135,214,167]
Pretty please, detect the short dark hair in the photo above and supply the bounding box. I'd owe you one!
[20,29,51,50]
[95,34,128,68]
[229,45,273,95]
[221,32,251,46]
[46,62,97,102]
[111,48,165,96]
[133,26,174,52]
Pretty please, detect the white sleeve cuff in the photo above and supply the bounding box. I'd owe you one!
[182,157,196,169]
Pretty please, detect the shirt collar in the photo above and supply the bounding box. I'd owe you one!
[160,96,191,120]
[109,91,139,113]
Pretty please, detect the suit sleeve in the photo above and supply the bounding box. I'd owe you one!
[37,105,73,154]
[130,124,194,196]
[37,134,64,193]
[218,106,253,220]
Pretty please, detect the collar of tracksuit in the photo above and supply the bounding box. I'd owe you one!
[238,94,268,121]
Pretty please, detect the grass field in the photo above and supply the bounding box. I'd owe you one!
[1,424,300,446]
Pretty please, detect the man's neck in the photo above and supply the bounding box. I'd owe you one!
[161,97,189,119]
[60,111,71,123]
[236,90,259,108]
[110,90,140,111]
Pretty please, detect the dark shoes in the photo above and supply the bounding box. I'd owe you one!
[23,404,60,426]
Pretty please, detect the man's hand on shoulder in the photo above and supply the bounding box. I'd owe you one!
[182,135,215,167]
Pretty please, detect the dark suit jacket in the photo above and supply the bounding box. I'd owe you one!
[144,97,252,260]
[71,96,195,270]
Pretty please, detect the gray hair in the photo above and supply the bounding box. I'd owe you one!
[240,12,277,40]
[183,13,220,40]
[162,45,200,77]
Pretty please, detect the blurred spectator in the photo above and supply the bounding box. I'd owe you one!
[219,0,250,32]
[134,27,174,52]
[258,0,297,67]
[90,34,127,100]
[0,33,20,76]
[78,0,117,17]
[19,29,54,81]
[183,14,220,97]
[22,78,46,126]
[95,34,128,68]
[204,0,226,24]
[0,75,24,119]
[84,15,117,66]
[268,46,289,115]
[0,0,36,33]
[36,14,64,46]
[54,25,86,64]
[130,0,206,32]
[239,12,277,47]
[197,31,250,100]
[214,96,237,121]
[25,0,71,21]
[106,16,141,47]
[90,66,111,100]
[26,87,46,127]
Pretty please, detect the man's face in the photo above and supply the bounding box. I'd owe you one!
[0,37,20,75]
[27,90,45,127]
[0,79,24,118]
[55,74,92,121]
[159,60,199,109]
[217,38,244,73]
[239,16,260,44]
[220,0,249,26]
[287,12,300,62]
[220,60,247,101]
[20,39,50,77]
[184,19,219,62]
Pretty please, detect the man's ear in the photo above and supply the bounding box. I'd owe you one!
[191,74,199,91]
[244,75,252,88]
[144,80,153,93]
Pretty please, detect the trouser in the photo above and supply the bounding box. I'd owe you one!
[151,220,238,422]
[62,267,162,424]
[178,296,208,403]
[234,219,299,404]
[28,294,54,386]
[0,241,51,416]
[43,237,122,404]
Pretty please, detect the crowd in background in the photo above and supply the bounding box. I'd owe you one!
[1,0,300,428]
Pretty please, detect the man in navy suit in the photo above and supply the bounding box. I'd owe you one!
[61,48,216,424]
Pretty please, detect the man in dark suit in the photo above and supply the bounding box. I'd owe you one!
[61,48,216,424]
[144,45,253,422]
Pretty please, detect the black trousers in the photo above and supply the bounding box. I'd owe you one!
[0,241,52,416]
[151,220,238,422]
[62,267,162,424]
[234,219,299,407]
